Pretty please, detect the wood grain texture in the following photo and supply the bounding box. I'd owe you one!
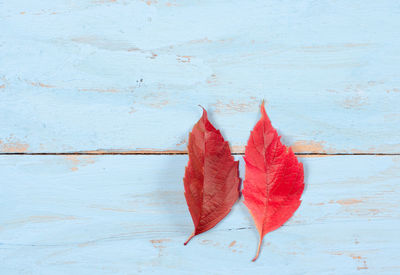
[1,155,399,274]
[1,1,400,153]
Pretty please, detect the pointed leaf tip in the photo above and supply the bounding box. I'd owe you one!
[198,104,208,120]
[260,100,267,119]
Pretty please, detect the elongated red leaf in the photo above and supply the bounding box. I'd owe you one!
[242,101,304,261]
[183,107,241,245]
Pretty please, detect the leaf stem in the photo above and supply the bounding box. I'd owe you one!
[252,238,262,262]
[184,232,195,245]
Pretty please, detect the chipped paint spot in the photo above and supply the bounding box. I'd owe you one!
[201,240,212,245]
[0,137,29,153]
[206,74,218,86]
[166,2,178,7]
[79,88,120,93]
[350,254,368,270]
[386,88,400,93]
[0,84,5,89]
[176,138,186,147]
[149,100,168,108]
[213,99,259,114]
[63,155,96,172]
[189,37,212,44]
[29,82,55,88]
[149,52,158,59]
[299,155,330,158]
[337,199,363,205]
[342,96,368,109]
[78,149,109,154]
[144,0,157,5]
[142,92,169,108]
[151,239,171,244]
[229,241,236,248]
[129,106,137,114]
[230,145,244,153]
[177,56,192,63]
[150,239,170,257]
[309,202,325,206]
[329,251,344,255]
[127,47,141,52]
[350,144,400,154]
[291,140,327,153]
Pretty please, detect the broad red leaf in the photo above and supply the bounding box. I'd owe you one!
[242,101,304,261]
[183,107,241,245]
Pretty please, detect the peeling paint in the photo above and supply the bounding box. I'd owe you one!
[177,56,192,63]
[351,144,400,154]
[142,92,169,108]
[386,88,400,93]
[206,74,218,86]
[144,0,157,6]
[188,37,212,44]
[213,99,259,114]
[63,155,96,172]
[151,239,170,257]
[290,140,327,153]
[79,88,120,93]
[166,1,178,7]
[299,155,330,158]
[151,239,171,244]
[230,145,245,153]
[342,96,368,109]
[337,199,363,205]
[176,138,186,146]
[0,137,30,153]
[28,81,55,88]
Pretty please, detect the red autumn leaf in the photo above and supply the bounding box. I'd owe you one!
[183,107,241,245]
[242,101,304,261]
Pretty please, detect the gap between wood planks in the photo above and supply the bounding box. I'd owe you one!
[0,151,398,156]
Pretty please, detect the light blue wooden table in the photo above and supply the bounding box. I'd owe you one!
[1,1,399,274]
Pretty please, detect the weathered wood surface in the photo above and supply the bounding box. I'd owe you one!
[1,155,399,274]
[1,1,400,153]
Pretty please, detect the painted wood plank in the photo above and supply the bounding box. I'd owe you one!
[1,155,399,274]
[1,1,400,153]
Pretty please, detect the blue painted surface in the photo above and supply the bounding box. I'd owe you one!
[1,1,399,274]
[1,1,400,153]
[1,155,399,274]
